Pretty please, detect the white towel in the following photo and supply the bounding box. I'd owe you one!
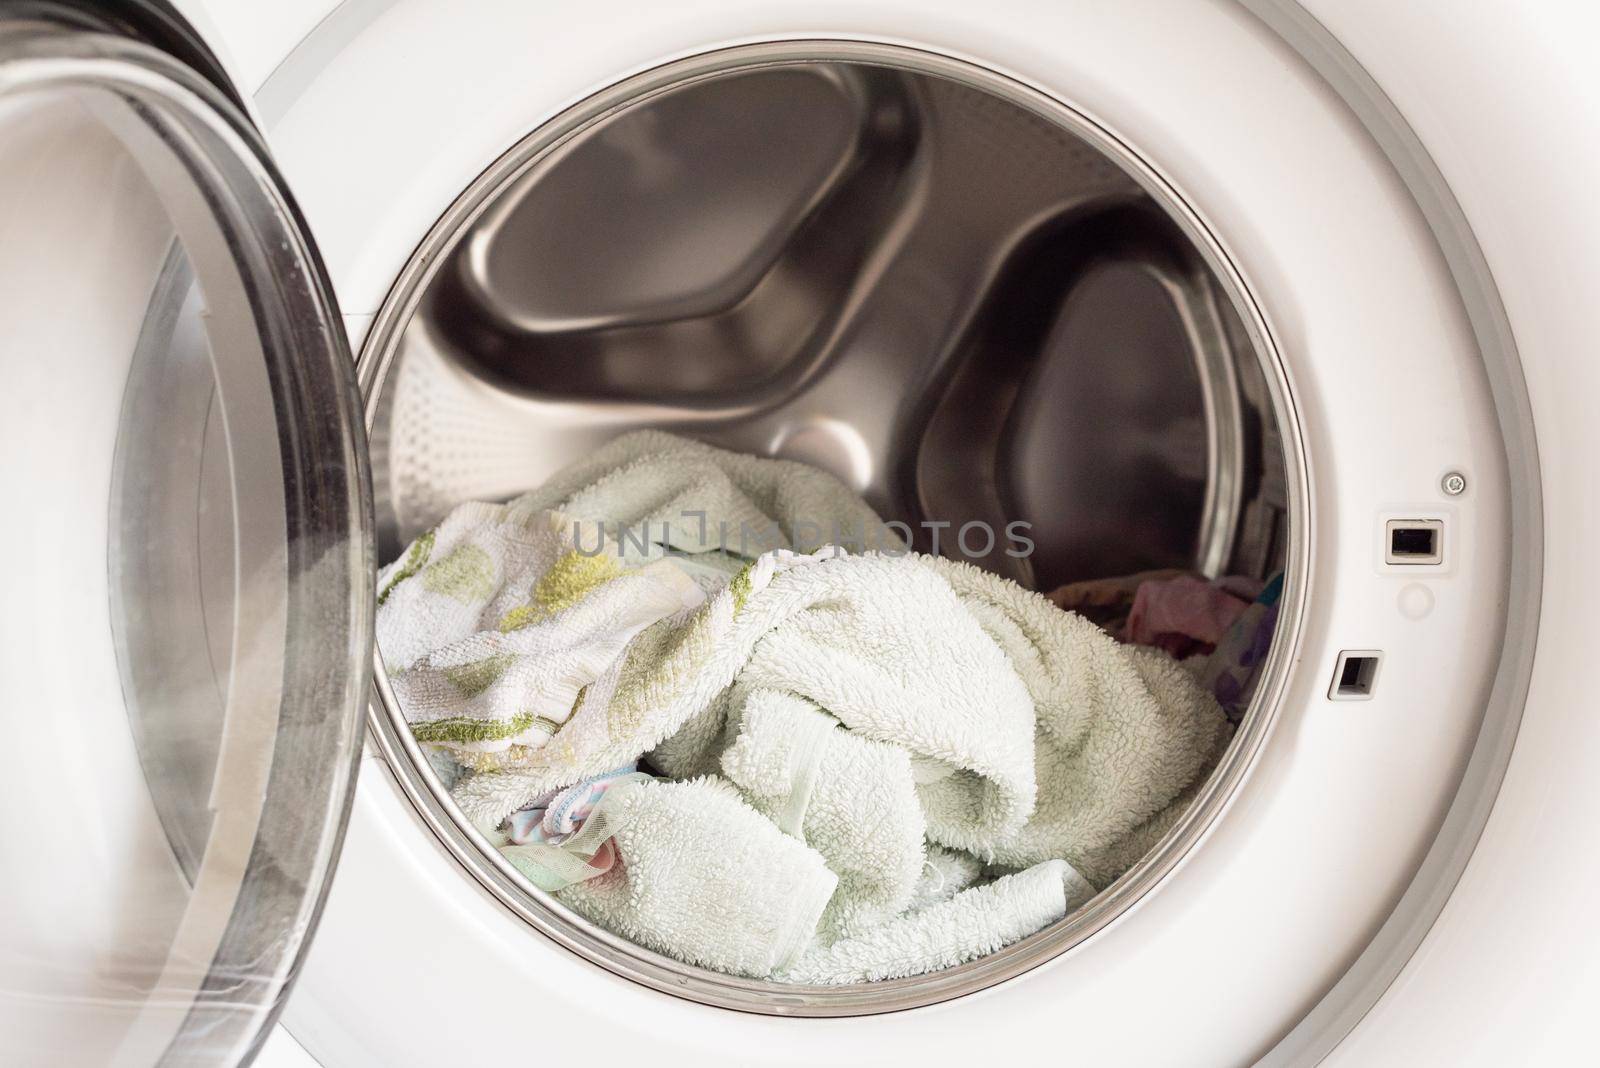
[1069,758,1223,889]
[928,557,1231,886]
[777,859,1094,985]
[512,429,900,557]
[376,506,703,768]
[380,431,1238,983]
[451,547,822,826]
[719,688,927,941]
[454,550,1040,853]
[554,776,837,979]
[907,846,985,912]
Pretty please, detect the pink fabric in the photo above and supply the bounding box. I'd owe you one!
[1123,574,1252,656]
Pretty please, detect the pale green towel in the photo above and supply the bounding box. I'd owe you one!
[380,430,1235,984]
[453,549,1040,855]
[777,859,1094,985]
[513,429,899,558]
[555,776,836,979]
[907,846,984,912]
[929,557,1232,886]
[719,688,927,941]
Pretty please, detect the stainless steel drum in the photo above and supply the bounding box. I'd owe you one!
[358,45,1304,1015]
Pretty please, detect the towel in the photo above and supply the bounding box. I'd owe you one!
[454,549,1039,857]
[379,430,1240,983]
[554,776,837,979]
[719,688,927,941]
[512,429,901,558]
[376,505,703,767]
[376,427,903,773]
[928,557,1231,887]
[776,859,1094,985]
[907,846,985,911]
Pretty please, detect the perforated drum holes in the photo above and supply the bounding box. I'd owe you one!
[1329,650,1383,700]
[1385,518,1444,564]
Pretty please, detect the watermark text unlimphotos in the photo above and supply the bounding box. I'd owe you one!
[573,510,1035,560]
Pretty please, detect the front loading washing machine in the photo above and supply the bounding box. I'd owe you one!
[0,0,1593,1064]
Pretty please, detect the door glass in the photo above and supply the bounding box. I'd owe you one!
[0,24,372,1067]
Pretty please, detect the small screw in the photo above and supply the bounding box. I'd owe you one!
[1442,471,1467,496]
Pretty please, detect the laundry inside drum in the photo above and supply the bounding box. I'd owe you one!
[364,53,1297,1007]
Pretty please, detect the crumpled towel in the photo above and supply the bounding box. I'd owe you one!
[514,429,899,558]
[907,846,985,912]
[930,557,1232,887]
[777,859,1094,985]
[375,505,703,767]
[719,688,927,941]
[452,547,1040,859]
[380,431,1237,983]
[554,776,837,979]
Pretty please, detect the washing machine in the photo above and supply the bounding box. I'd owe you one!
[1,0,1595,1064]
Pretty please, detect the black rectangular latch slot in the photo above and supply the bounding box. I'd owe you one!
[1329,651,1382,701]
[1385,519,1444,565]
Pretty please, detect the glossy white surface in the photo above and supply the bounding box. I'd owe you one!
[245,1,1517,1063]
[1301,2,1600,1060]
[257,1028,320,1068]
[197,0,339,94]
[134,0,1593,1062]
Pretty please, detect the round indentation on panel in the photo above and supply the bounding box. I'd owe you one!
[1398,582,1436,620]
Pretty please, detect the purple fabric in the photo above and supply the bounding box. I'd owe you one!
[1200,573,1284,723]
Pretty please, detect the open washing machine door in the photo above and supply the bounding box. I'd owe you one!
[0,3,372,1064]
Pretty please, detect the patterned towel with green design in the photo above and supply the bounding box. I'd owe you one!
[376,430,900,777]
[375,501,705,768]
[374,431,1231,983]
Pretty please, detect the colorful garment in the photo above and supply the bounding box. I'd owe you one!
[1199,573,1284,723]
[1123,573,1256,658]
[506,763,640,846]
